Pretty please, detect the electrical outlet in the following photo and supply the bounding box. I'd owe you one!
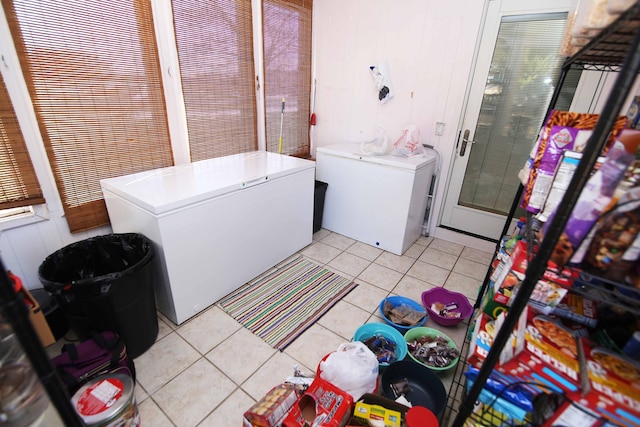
[435,122,445,136]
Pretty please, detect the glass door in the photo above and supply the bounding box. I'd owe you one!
[440,0,573,240]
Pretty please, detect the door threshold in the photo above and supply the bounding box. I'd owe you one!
[434,226,498,253]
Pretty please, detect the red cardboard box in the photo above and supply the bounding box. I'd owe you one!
[524,309,580,381]
[282,377,353,427]
[580,337,640,424]
[467,312,497,369]
[492,241,577,308]
[497,348,581,396]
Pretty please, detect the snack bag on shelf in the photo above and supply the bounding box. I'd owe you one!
[520,110,626,215]
[542,129,640,267]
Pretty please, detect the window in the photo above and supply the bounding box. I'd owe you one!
[4,0,174,232]
[263,0,312,157]
[171,0,258,161]
[2,0,313,232]
[0,70,44,210]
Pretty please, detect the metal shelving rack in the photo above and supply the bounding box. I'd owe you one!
[444,4,640,426]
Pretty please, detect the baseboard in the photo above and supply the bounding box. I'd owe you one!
[433,226,498,253]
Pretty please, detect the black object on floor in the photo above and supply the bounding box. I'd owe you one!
[314,180,328,233]
[38,233,159,359]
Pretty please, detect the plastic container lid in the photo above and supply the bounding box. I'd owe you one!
[71,373,138,426]
[406,405,439,427]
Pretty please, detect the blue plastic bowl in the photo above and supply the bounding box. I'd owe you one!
[353,322,408,366]
[379,296,427,333]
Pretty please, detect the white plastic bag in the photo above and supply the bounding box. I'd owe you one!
[360,127,389,156]
[318,342,379,400]
[392,125,425,157]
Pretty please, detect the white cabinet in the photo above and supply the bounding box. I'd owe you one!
[316,143,436,255]
[101,151,315,324]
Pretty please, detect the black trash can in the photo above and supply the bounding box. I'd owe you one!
[38,233,159,359]
[314,180,328,233]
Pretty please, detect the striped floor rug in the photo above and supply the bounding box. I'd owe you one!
[218,256,357,350]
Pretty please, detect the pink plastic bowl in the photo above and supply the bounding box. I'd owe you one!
[421,288,473,326]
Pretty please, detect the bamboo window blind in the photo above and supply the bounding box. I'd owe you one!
[4,0,174,232]
[263,0,312,157]
[171,0,258,161]
[0,71,45,210]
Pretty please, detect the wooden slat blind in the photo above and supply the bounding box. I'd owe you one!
[263,0,312,157]
[0,71,45,210]
[3,0,174,232]
[171,0,258,161]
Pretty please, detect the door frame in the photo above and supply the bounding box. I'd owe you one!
[439,0,572,241]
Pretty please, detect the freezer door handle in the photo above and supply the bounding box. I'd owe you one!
[241,176,268,188]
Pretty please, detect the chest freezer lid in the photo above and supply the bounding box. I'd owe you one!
[100,151,315,215]
[316,142,436,170]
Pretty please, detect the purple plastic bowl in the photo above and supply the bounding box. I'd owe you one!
[421,288,473,326]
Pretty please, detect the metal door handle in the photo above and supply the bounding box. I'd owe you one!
[459,129,475,156]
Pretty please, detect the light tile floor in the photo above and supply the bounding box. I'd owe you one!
[49,230,494,426]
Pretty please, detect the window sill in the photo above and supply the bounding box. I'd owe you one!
[0,205,50,232]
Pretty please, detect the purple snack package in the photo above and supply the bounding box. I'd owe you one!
[543,130,640,266]
[527,126,580,214]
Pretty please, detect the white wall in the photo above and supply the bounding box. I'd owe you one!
[2,0,490,289]
[312,0,488,243]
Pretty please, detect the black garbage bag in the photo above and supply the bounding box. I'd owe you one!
[38,233,158,358]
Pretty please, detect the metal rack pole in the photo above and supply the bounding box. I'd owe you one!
[0,257,85,427]
[474,184,524,309]
[452,24,640,427]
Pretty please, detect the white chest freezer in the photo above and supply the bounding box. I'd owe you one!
[316,143,436,255]
[101,151,315,324]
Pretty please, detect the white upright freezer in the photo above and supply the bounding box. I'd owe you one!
[100,151,315,324]
[316,143,436,255]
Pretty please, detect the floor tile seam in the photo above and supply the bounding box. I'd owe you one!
[447,267,487,282]
[138,331,223,396]
[329,245,384,267]
[152,352,245,422]
[319,239,357,253]
[330,296,380,317]
[404,266,454,288]
[142,394,179,426]
[371,255,419,274]
[351,276,398,294]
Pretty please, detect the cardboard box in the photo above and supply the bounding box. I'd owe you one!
[497,348,581,396]
[243,384,298,427]
[283,377,353,427]
[21,287,56,348]
[549,293,598,328]
[492,241,577,309]
[580,337,640,422]
[467,312,496,369]
[352,401,402,427]
[524,309,580,380]
[347,394,410,427]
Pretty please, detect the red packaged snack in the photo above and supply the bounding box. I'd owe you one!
[282,377,353,427]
